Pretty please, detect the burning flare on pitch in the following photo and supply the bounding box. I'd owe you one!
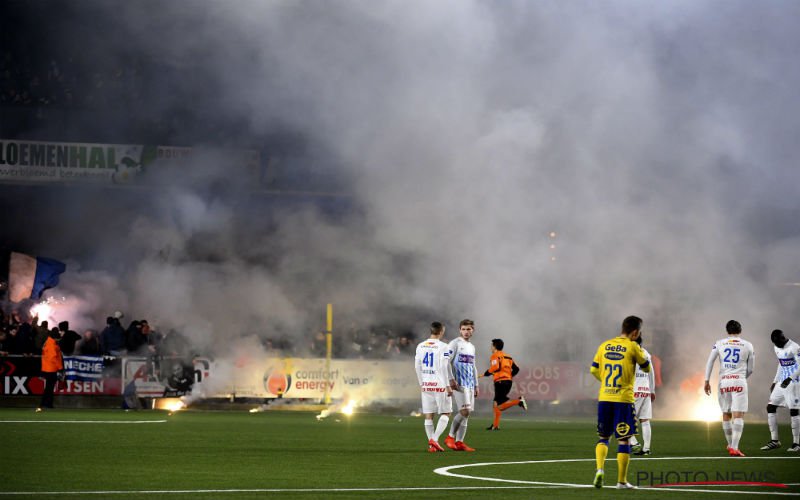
[341,400,356,415]
[316,399,358,420]
[156,398,186,414]
[679,372,719,422]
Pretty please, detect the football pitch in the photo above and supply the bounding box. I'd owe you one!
[0,408,798,499]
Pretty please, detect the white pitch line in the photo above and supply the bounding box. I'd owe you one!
[0,486,562,496]
[0,420,167,424]
[1,457,797,496]
[434,456,800,496]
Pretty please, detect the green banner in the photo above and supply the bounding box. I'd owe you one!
[0,139,259,186]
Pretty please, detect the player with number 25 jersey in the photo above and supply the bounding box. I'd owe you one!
[704,320,754,457]
[705,329,755,411]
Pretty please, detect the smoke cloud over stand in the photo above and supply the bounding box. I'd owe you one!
[2,1,799,417]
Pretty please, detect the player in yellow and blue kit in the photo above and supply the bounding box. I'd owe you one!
[590,315,651,490]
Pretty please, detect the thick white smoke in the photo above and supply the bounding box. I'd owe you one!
[12,1,800,417]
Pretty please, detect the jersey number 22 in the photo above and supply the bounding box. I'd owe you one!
[604,364,622,388]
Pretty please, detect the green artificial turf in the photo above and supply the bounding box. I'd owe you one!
[0,408,797,499]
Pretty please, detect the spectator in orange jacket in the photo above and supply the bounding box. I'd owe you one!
[37,328,64,412]
[483,338,527,430]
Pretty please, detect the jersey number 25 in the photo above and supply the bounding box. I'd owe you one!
[723,348,740,363]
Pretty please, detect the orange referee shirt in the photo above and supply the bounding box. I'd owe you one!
[486,350,517,382]
[41,337,64,373]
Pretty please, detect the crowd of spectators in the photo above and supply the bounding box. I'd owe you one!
[0,50,141,110]
[0,45,238,145]
[0,41,251,147]
[0,308,417,361]
[205,323,417,360]
[302,324,416,360]
[0,308,191,361]
[0,3,334,191]
[0,2,141,112]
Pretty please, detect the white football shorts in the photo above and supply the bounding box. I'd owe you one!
[718,379,748,413]
[768,382,800,410]
[452,386,475,412]
[634,395,653,420]
[420,390,452,414]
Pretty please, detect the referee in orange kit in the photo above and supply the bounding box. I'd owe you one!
[484,338,527,430]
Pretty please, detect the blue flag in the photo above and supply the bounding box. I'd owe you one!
[9,252,66,302]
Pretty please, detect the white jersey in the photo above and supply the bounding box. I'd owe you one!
[634,348,655,398]
[448,337,477,389]
[773,339,800,383]
[705,335,755,381]
[415,338,451,392]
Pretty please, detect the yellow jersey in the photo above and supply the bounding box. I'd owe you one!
[590,336,650,403]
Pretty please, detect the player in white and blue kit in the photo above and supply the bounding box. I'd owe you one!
[760,329,800,452]
[704,320,755,457]
[445,319,479,452]
[629,334,656,455]
[414,321,453,452]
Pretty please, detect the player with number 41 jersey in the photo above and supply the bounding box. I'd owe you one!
[415,322,453,453]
